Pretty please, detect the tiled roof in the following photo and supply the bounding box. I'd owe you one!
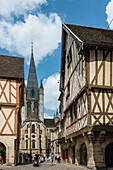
[44,118,54,128]
[0,54,24,79]
[26,112,41,122]
[64,23,113,48]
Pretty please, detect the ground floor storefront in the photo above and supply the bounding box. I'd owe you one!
[0,137,19,166]
[60,131,113,169]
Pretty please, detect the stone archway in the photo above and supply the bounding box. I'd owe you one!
[80,143,87,166]
[0,142,6,163]
[105,143,113,167]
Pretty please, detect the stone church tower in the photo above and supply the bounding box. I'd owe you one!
[21,43,44,123]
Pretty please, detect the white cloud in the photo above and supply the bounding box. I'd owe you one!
[0,0,47,18]
[0,13,62,64]
[25,80,27,87]
[44,113,53,119]
[43,73,60,110]
[0,0,62,65]
[106,0,113,28]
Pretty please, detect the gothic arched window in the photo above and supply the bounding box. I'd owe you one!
[31,89,35,97]
[32,140,35,149]
[32,124,35,133]
[27,102,31,116]
[34,102,38,115]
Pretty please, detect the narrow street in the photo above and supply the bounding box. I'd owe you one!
[0,160,87,170]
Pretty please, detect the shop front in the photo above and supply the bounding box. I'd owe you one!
[61,143,69,163]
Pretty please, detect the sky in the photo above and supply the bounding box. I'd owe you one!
[0,0,113,118]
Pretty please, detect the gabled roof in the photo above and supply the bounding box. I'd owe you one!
[63,23,113,48]
[60,23,113,90]
[0,54,24,79]
[26,112,41,122]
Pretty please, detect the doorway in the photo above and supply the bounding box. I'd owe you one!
[105,143,113,167]
[72,146,75,164]
[0,142,6,163]
[80,143,87,166]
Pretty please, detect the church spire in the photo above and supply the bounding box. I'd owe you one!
[27,42,38,98]
[40,80,44,89]
[31,41,33,58]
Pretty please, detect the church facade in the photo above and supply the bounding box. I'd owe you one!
[20,44,45,156]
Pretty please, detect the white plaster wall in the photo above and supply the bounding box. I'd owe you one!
[89,50,112,87]
[0,108,15,135]
[105,52,110,86]
[63,34,86,112]
[0,79,9,103]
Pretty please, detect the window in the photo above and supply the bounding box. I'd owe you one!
[34,102,38,115]
[27,102,31,116]
[26,140,28,149]
[70,106,73,122]
[67,47,72,68]
[32,135,35,138]
[66,82,70,100]
[32,140,35,149]
[31,89,35,97]
[32,124,35,133]
[74,103,77,119]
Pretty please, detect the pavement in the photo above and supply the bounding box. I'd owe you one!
[0,160,87,170]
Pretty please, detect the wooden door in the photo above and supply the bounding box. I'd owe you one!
[105,143,113,167]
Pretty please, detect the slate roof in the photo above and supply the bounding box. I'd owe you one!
[26,112,41,122]
[0,54,24,79]
[44,118,54,128]
[27,44,38,98]
[64,23,113,48]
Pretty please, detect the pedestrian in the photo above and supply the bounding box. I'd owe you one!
[49,152,55,166]
[0,154,2,165]
[19,153,22,164]
[23,153,25,164]
[46,153,49,160]
[43,153,46,161]
[57,154,60,163]
[35,151,40,164]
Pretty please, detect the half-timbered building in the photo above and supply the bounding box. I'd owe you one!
[59,23,113,169]
[0,55,24,165]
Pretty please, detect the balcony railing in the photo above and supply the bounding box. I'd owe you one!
[58,130,65,139]
[66,114,87,137]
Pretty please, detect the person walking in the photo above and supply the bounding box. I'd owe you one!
[23,153,25,164]
[43,153,46,161]
[49,152,55,166]
[57,154,61,163]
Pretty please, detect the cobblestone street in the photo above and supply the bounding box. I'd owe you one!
[0,160,87,170]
